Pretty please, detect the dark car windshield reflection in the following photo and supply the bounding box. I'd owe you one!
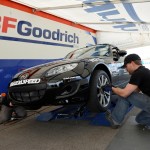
[65,44,110,59]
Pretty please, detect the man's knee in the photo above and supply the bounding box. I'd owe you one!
[0,114,10,123]
[14,106,27,118]
[0,105,13,124]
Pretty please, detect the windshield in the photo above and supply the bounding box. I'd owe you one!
[65,44,110,59]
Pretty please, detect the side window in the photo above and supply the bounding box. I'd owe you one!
[91,45,110,57]
[99,45,110,56]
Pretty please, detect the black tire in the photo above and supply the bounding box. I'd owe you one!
[87,70,111,112]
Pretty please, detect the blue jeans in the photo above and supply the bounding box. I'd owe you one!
[111,92,150,126]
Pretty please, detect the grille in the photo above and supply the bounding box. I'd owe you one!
[10,89,45,103]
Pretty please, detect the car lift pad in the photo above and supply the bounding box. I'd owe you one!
[36,103,133,126]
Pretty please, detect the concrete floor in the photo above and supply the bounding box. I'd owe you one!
[107,116,150,150]
[0,106,141,150]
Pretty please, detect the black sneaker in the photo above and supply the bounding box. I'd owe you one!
[105,110,120,129]
[136,124,150,131]
[144,125,150,130]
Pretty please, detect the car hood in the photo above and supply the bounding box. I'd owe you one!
[13,58,85,79]
[13,57,105,80]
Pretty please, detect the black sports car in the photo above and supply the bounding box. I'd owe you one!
[8,44,129,112]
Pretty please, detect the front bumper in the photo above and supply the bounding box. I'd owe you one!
[8,76,89,106]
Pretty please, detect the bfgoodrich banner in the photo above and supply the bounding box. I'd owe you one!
[0,5,96,59]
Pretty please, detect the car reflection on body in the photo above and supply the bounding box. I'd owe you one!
[8,44,129,112]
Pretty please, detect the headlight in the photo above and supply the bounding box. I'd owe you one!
[45,63,78,77]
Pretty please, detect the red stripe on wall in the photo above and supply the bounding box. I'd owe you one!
[0,0,96,33]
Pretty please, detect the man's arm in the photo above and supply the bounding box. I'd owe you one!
[112,83,138,98]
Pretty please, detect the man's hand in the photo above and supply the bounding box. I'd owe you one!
[9,102,13,107]
[102,84,112,92]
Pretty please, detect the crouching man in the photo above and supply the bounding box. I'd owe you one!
[0,93,27,124]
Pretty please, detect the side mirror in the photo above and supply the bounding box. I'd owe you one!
[113,57,118,61]
[113,52,119,61]
[118,50,127,57]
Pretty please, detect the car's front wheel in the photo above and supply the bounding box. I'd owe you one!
[87,70,111,112]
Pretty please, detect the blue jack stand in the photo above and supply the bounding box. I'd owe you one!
[36,103,133,126]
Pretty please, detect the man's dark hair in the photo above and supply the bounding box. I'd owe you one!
[134,60,142,65]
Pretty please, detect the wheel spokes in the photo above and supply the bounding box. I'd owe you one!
[98,92,110,107]
[97,74,111,107]
[98,75,108,87]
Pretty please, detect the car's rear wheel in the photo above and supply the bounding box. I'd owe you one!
[87,70,111,112]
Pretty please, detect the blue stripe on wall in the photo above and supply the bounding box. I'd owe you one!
[0,59,61,93]
[0,36,74,47]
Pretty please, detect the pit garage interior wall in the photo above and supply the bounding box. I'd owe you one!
[0,0,97,93]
